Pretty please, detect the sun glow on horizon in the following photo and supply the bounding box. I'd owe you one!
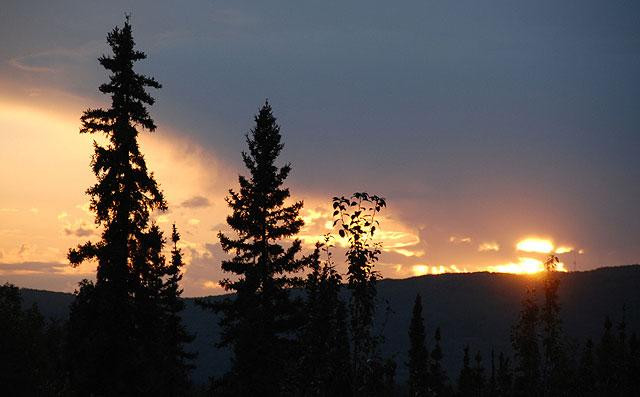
[487,257,568,275]
[516,237,554,254]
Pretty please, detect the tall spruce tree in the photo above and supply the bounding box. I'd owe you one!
[66,18,190,394]
[408,293,430,397]
[199,101,306,395]
[511,288,540,397]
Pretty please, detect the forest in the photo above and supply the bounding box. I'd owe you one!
[1,18,639,397]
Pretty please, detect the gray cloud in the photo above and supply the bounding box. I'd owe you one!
[64,225,95,237]
[1,0,638,277]
[180,195,211,209]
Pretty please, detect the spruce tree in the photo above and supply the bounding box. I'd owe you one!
[430,326,449,396]
[408,293,430,397]
[628,332,640,395]
[458,346,474,397]
[66,18,190,394]
[199,101,307,395]
[298,239,351,396]
[472,351,486,397]
[495,352,513,396]
[511,288,540,397]
[577,339,597,397]
[0,283,63,395]
[596,316,616,392]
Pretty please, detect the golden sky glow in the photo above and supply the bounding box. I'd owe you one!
[516,237,555,254]
[0,95,584,295]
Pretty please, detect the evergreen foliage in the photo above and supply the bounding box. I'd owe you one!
[0,283,64,395]
[198,101,307,396]
[65,17,191,395]
[407,294,430,397]
[297,238,351,396]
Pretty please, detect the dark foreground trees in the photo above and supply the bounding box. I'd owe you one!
[198,101,308,395]
[66,18,192,395]
[407,294,430,397]
[0,283,64,395]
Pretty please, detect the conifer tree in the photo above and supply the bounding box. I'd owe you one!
[66,18,190,394]
[495,352,513,396]
[298,239,351,396]
[628,332,640,395]
[408,293,430,397]
[458,346,474,397]
[577,339,597,397]
[472,351,486,397]
[430,326,449,396]
[0,283,63,395]
[512,288,540,397]
[151,224,195,393]
[199,101,307,395]
[596,316,616,392]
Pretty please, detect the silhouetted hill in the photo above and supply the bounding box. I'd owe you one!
[19,264,640,385]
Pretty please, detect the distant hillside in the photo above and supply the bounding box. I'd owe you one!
[19,264,640,385]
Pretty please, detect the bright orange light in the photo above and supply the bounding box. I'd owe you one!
[487,257,568,274]
[516,237,554,254]
[412,265,429,276]
[555,246,573,254]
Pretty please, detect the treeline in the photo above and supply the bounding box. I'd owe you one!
[405,257,640,397]
[1,18,640,396]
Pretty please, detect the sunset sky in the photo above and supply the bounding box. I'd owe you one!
[1,0,639,296]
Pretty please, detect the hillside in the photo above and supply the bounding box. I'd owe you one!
[19,264,640,385]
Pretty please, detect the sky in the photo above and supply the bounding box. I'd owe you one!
[1,0,639,296]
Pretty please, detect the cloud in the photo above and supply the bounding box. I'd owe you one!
[449,236,471,244]
[64,224,94,237]
[516,237,554,254]
[555,246,573,254]
[180,195,211,208]
[411,264,468,276]
[487,257,568,274]
[478,242,500,252]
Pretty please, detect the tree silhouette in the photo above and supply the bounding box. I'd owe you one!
[430,326,449,396]
[540,255,569,395]
[457,346,474,397]
[297,238,351,395]
[577,339,597,396]
[65,17,190,394]
[495,352,513,396]
[332,192,386,395]
[0,283,64,395]
[408,293,430,397]
[512,288,540,397]
[198,101,307,395]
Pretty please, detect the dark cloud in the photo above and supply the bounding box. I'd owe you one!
[1,0,638,274]
[64,225,94,237]
[180,195,211,209]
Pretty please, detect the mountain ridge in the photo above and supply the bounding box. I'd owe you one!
[15,264,640,384]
